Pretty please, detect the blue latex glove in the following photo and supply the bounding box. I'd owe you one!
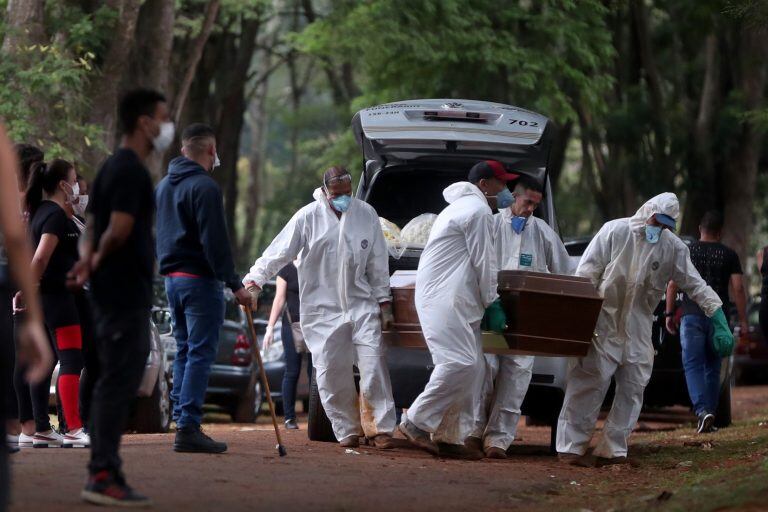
[710,308,734,357]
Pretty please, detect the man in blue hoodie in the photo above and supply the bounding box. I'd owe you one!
[155,123,252,454]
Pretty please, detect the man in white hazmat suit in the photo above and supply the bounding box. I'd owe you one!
[243,166,397,449]
[468,175,573,459]
[556,192,732,466]
[399,160,518,459]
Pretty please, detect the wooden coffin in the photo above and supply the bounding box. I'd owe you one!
[385,270,602,357]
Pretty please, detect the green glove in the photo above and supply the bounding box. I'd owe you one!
[710,308,735,357]
[482,299,507,334]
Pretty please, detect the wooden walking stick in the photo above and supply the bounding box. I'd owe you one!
[243,306,287,456]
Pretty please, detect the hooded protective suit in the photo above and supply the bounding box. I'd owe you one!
[404,182,498,445]
[556,193,722,459]
[479,210,573,450]
[244,188,396,441]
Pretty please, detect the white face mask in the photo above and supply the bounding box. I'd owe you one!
[213,152,221,170]
[64,181,79,204]
[152,121,175,152]
[74,194,88,217]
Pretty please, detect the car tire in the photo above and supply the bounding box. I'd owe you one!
[714,372,733,428]
[233,374,263,423]
[307,368,336,442]
[132,370,171,434]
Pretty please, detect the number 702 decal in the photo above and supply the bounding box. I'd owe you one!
[509,119,539,127]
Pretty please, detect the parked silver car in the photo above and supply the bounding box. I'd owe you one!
[50,317,172,433]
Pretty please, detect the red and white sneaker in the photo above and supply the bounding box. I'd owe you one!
[63,428,90,448]
[33,429,64,448]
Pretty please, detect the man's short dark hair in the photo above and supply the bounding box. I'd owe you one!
[513,174,544,194]
[118,88,167,135]
[181,123,216,142]
[700,210,723,233]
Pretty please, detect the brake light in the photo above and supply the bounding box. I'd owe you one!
[231,334,252,366]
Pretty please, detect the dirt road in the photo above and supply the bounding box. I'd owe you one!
[9,386,768,512]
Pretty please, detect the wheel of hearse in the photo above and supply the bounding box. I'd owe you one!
[714,370,733,428]
[233,374,263,423]
[132,369,172,433]
[307,368,336,442]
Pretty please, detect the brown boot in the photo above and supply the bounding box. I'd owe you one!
[484,447,508,459]
[594,456,627,467]
[558,453,593,467]
[369,434,396,450]
[437,443,484,460]
[464,436,483,452]
[339,435,359,448]
[399,421,439,456]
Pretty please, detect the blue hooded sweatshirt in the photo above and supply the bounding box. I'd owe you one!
[155,157,243,291]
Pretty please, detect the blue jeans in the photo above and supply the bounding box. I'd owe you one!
[280,313,312,421]
[680,314,722,416]
[165,277,224,429]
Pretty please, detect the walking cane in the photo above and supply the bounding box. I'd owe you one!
[243,306,287,457]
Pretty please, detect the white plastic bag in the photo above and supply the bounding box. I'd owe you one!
[379,217,406,259]
[400,213,437,247]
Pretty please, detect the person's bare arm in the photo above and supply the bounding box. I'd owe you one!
[94,211,135,266]
[665,281,678,334]
[15,233,58,311]
[268,277,288,329]
[0,124,53,383]
[757,249,764,273]
[730,273,748,335]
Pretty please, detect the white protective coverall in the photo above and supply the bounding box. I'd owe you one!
[244,188,396,441]
[479,210,573,450]
[556,193,722,459]
[404,182,499,445]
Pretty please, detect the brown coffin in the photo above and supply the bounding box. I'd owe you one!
[497,270,602,357]
[387,270,602,357]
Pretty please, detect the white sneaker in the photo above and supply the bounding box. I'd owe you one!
[18,433,34,448]
[6,434,19,449]
[33,429,64,448]
[63,428,90,448]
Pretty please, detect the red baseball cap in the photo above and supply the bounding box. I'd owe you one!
[468,160,519,183]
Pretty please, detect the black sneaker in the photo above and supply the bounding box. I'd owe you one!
[284,419,299,430]
[81,471,152,508]
[697,413,715,434]
[173,426,227,453]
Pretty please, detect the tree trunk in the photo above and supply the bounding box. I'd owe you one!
[172,0,221,125]
[1,0,46,53]
[721,24,768,263]
[238,56,272,262]
[82,0,143,172]
[680,33,720,236]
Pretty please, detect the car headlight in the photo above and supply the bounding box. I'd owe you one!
[261,341,284,363]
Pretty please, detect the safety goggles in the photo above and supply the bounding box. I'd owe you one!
[324,173,352,187]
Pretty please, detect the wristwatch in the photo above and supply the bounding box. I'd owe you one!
[664,311,675,318]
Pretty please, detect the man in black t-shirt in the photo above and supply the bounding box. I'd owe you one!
[665,211,747,434]
[70,89,174,508]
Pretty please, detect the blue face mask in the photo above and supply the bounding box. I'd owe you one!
[331,194,351,213]
[496,188,514,209]
[511,216,528,234]
[645,225,662,244]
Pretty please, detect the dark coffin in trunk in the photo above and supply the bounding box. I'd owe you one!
[388,270,602,357]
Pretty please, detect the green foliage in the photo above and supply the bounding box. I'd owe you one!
[298,0,615,124]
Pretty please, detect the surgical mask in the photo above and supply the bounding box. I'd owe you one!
[63,182,79,204]
[213,153,221,170]
[645,225,662,244]
[330,194,352,213]
[152,121,175,152]
[511,216,528,234]
[74,195,88,217]
[496,188,514,209]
